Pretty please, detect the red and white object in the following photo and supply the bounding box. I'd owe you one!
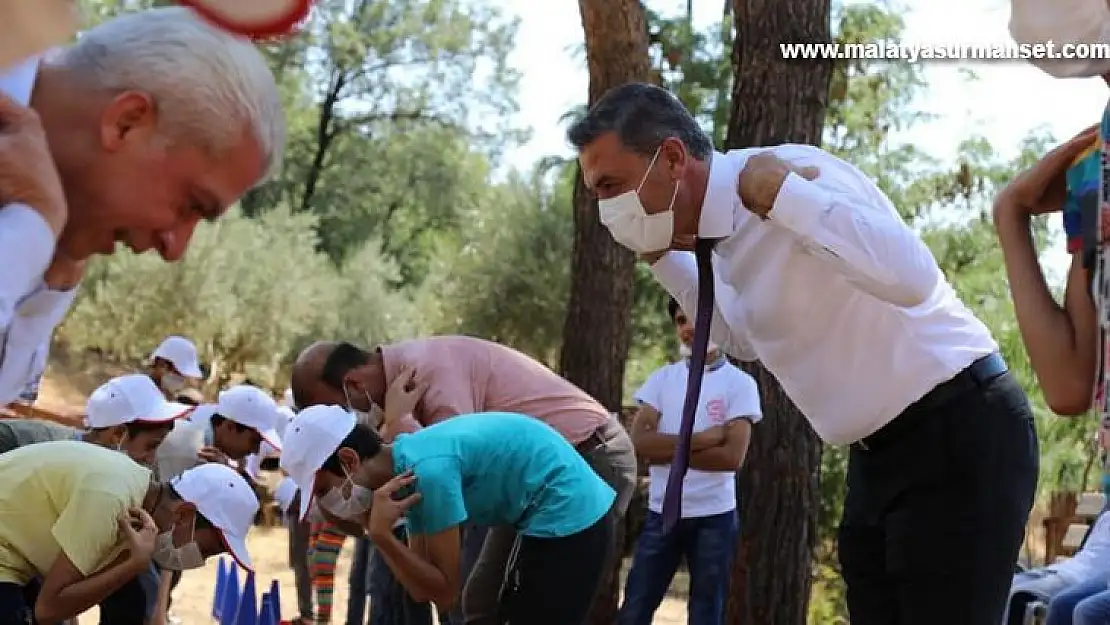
[177,0,313,39]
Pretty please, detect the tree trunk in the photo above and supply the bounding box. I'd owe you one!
[562,1,651,624]
[724,1,833,624]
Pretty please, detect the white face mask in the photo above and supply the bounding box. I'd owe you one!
[151,520,205,571]
[680,341,720,360]
[598,145,680,254]
[318,466,374,520]
[344,385,385,429]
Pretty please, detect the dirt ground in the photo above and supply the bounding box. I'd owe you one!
[78,527,691,624]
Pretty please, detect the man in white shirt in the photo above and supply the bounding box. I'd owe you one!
[0,6,285,407]
[619,298,758,625]
[569,82,1038,624]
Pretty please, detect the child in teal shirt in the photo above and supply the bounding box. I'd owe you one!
[281,407,615,625]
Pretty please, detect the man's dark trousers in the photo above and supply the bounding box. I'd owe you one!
[838,360,1039,625]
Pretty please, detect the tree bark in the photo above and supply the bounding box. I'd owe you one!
[562,1,651,624]
[724,1,833,624]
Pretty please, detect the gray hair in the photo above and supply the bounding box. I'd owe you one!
[567,83,712,160]
[60,7,286,180]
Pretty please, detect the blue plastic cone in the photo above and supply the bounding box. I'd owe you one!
[235,570,258,625]
[219,564,241,625]
[268,579,281,622]
[258,593,274,625]
[212,558,228,620]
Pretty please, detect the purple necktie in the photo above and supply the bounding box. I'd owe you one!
[660,238,716,532]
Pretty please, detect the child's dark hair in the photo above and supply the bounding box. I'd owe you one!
[210,415,254,433]
[91,421,174,437]
[667,297,681,323]
[124,421,174,438]
[320,423,383,476]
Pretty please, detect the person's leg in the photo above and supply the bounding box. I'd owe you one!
[615,511,684,625]
[1069,586,1110,625]
[346,537,371,625]
[891,374,1038,625]
[462,526,519,625]
[98,564,159,625]
[838,448,898,625]
[311,522,346,624]
[0,582,32,625]
[684,510,739,625]
[291,517,315,623]
[503,516,612,625]
[368,524,433,625]
[1046,577,1110,625]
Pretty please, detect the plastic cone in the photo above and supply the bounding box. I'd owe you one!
[212,558,227,620]
[235,571,258,625]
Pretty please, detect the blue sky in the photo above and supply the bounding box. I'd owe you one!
[497,0,1099,274]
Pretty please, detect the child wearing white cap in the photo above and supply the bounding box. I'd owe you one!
[147,336,204,399]
[156,384,283,482]
[0,441,258,624]
[281,407,616,625]
[0,373,188,465]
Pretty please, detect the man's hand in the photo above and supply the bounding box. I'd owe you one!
[0,91,67,236]
[197,446,231,466]
[43,255,85,290]
[367,470,422,539]
[384,367,429,425]
[738,152,820,218]
[994,124,1100,220]
[119,507,158,567]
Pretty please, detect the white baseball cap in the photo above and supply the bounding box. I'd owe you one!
[191,385,282,451]
[275,405,295,439]
[279,405,356,521]
[85,374,191,429]
[170,463,258,571]
[150,336,203,379]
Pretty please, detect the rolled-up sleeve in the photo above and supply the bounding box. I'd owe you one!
[767,173,940,308]
[0,204,55,332]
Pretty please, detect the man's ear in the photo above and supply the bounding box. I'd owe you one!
[172,500,198,525]
[109,425,128,446]
[662,136,689,178]
[336,447,361,473]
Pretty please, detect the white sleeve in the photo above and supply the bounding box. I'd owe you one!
[0,204,55,332]
[651,252,757,361]
[768,173,940,308]
[633,368,666,411]
[726,369,762,424]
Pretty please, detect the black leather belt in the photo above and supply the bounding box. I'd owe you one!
[853,352,1009,452]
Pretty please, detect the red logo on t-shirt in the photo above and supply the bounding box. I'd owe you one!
[707,398,725,424]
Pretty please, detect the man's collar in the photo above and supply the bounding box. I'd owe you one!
[698,150,757,239]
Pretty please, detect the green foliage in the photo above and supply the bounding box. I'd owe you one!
[58,209,420,387]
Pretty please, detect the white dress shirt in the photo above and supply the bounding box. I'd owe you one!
[651,146,997,444]
[1010,0,1110,78]
[0,56,74,407]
